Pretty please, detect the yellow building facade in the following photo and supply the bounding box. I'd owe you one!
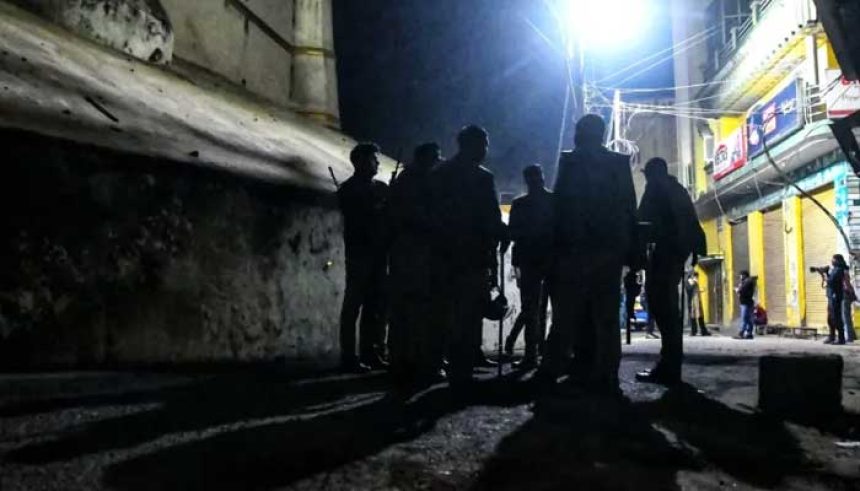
[673,0,860,335]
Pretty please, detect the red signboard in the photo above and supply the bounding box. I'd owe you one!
[713,127,747,181]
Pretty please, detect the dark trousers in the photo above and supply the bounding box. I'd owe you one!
[646,249,687,379]
[828,298,846,343]
[508,265,549,359]
[388,239,439,375]
[435,264,488,380]
[542,251,623,388]
[340,255,387,364]
[690,316,708,335]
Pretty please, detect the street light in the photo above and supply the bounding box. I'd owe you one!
[555,0,652,137]
[561,0,651,50]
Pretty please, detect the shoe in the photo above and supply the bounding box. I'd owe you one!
[474,356,498,368]
[361,354,390,370]
[341,360,372,374]
[513,358,538,370]
[635,369,680,386]
[690,330,698,336]
[823,338,836,345]
[701,330,712,337]
[744,334,754,340]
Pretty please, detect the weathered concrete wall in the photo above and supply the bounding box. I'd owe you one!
[12,0,174,64]
[159,0,293,108]
[0,129,345,369]
[292,0,339,125]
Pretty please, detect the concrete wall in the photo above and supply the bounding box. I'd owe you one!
[160,0,293,109]
[0,129,345,369]
[11,0,174,63]
[626,106,680,198]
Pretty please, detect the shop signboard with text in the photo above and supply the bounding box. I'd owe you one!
[746,79,804,157]
[713,127,747,181]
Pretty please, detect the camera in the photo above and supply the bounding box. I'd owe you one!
[809,266,830,274]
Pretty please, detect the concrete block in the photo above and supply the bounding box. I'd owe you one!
[21,0,174,64]
[759,354,843,417]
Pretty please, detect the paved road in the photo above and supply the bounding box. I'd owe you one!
[1,335,858,490]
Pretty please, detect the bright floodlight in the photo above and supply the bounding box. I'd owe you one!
[563,0,649,49]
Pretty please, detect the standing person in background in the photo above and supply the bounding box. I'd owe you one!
[538,114,638,396]
[843,263,856,343]
[687,271,711,336]
[388,143,443,385]
[430,125,505,387]
[337,143,389,373]
[641,281,659,339]
[824,254,848,345]
[734,271,757,340]
[504,164,553,369]
[622,270,641,338]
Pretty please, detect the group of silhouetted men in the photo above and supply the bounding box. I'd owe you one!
[337,114,706,395]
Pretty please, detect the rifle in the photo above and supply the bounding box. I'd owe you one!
[390,148,403,183]
[328,166,340,189]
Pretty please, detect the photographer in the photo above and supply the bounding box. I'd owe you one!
[812,254,849,345]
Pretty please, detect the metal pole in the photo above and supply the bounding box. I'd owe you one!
[612,89,623,146]
[498,249,505,378]
[626,280,632,345]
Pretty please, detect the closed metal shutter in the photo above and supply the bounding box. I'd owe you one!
[802,187,836,328]
[763,208,787,325]
[705,263,723,325]
[731,220,750,320]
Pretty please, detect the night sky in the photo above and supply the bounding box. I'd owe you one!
[333,0,674,194]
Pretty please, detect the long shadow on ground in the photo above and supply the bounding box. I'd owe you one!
[6,370,393,463]
[101,379,533,491]
[473,384,816,491]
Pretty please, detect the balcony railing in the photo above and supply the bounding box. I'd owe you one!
[707,0,816,82]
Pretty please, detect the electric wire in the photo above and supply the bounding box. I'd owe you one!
[595,25,719,85]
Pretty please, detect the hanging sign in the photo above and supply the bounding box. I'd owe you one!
[746,79,804,157]
[713,126,747,181]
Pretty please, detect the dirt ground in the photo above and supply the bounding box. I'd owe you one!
[1,334,859,490]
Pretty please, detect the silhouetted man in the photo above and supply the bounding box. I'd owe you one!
[539,114,638,395]
[338,143,388,373]
[504,164,553,369]
[388,143,444,383]
[431,125,504,385]
[636,157,706,385]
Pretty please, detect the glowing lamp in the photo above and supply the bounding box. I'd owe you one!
[563,0,650,49]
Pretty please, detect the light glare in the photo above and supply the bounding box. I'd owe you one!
[564,0,650,49]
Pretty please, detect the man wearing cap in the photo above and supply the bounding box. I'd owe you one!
[635,157,707,385]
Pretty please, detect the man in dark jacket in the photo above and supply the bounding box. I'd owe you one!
[825,254,848,345]
[735,270,757,340]
[430,126,505,385]
[504,164,553,368]
[388,143,443,383]
[538,114,638,395]
[337,143,389,373]
[635,157,707,385]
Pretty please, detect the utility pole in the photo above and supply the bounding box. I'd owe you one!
[611,89,623,146]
